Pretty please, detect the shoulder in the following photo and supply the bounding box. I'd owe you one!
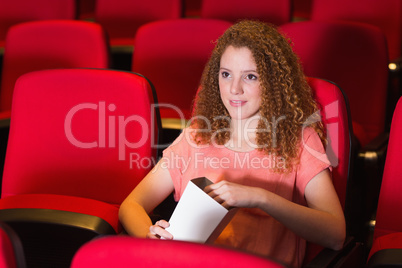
[165,127,210,153]
[301,126,321,140]
[299,127,325,149]
[298,126,329,166]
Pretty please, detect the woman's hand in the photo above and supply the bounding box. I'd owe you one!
[204,180,262,209]
[147,220,173,240]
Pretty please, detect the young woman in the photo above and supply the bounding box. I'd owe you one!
[119,20,345,268]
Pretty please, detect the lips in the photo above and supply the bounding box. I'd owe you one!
[229,100,246,107]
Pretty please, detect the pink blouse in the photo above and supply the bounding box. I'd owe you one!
[162,127,331,268]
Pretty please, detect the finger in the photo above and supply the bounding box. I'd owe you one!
[207,190,218,199]
[158,228,173,240]
[203,185,214,194]
[146,232,160,239]
[221,201,232,210]
[211,194,225,205]
[149,224,173,240]
[155,220,170,229]
[204,180,226,193]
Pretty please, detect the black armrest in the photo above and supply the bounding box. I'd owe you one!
[0,118,10,128]
[0,208,116,235]
[303,236,364,268]
[357,132,389,163]
[0,208,116,267]
[0,109,11,129]
[367,249,402,267]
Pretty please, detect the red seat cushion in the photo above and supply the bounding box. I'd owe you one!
[368,232,402,260]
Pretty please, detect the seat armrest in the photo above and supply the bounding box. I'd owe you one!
[358,132,389,162]
[0,208,116,267]
[303,237,363,268]
[0,110,11,128]
[0,117,10,128]
[0,208,116,235]
[367,249,402,267]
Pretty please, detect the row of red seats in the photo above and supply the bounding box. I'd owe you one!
[3,0,400,62]
[0,0,290,49]
[0,0,398,145]
[78,0,311,21]
[181,0,402,63]
[0,18,391,147]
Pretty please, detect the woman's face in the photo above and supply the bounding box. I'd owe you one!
[219,45,262,121]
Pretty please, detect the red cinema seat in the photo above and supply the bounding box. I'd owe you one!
[71,236,286,268]
[94,0,183,48]
[200,0,291,25]
[0,0,76,49]
[0,19,111,194]
[0,69,161,267]
[280,20,389,148]
[310,0,402,134]
[366,97,402,267]
[279,21,389,243]
[0,19,110,123]
[132,18,232,134]
[311,0,402,63]
[302,77,361,267]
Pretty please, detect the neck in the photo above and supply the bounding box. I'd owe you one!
[228,115,260,151]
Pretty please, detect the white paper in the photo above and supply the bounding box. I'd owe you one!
[166,177,229,243]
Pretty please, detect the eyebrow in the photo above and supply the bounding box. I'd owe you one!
[219,67,258,73]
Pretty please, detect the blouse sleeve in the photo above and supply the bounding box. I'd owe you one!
[162,128,192,200]
[296,127,332,199]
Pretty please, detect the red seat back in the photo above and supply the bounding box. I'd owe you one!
[280,20,389,147]
[200,0,291,25]
[311,0,402,61]
[0,20,110,113]
[0,0,76,47]
[373,97,402,240]
[94,0,183,46]
[132,19,232,120]
[71,236,285,268]
[2,69,160,206]
[307,77,351,210]
[303,77,352,263]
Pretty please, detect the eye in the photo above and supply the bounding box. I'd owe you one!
[221,71,230,78]
[245,74,258,80]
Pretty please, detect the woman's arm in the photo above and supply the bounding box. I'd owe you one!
[119,159,175,239]
[204,169,346,250]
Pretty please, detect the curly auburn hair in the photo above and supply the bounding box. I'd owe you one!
[191,20,325,171]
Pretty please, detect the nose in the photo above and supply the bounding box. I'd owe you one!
[230,78,243,95]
